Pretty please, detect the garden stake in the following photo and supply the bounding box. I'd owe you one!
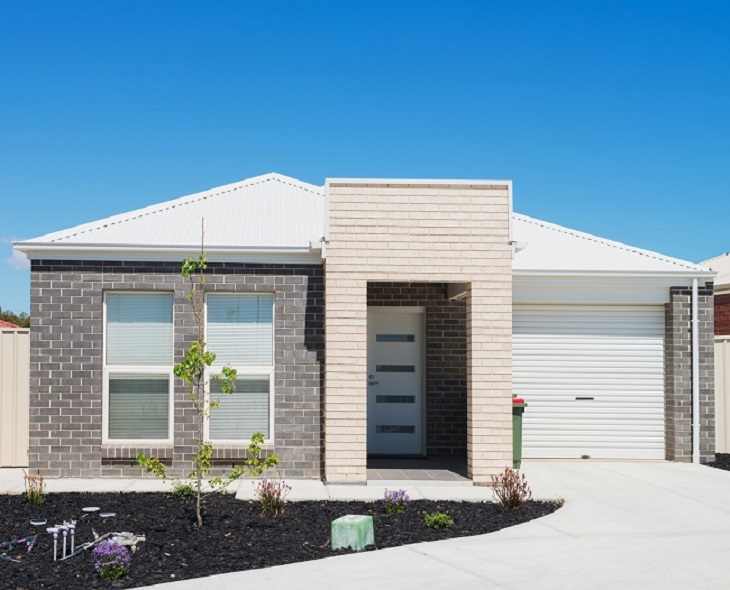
[60,526,68,559]
[68,522,76,553]
[46,527,58,561]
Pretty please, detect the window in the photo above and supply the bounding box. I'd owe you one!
[206,294,274,441]
[104,293,173,442]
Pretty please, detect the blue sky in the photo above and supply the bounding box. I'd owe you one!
[1,1,729,314]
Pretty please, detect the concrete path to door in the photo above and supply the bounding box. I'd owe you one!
[144,460,730,590]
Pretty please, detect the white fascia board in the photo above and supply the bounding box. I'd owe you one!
[326,178,512,188]
[14,242,323,265]
[513,269,716,279]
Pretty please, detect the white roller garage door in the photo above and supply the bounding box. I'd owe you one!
[513,305,665,460]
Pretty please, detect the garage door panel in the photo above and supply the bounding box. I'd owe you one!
[529,404,661,418]
[514,304,665,460]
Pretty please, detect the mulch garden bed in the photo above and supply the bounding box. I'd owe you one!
[707,453,730,472]
[0,492,559,589]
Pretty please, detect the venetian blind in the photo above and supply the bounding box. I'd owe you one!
[209,378,270,440]
[206,294,273,366]
[106,293,173,366]
[108,374,170,439]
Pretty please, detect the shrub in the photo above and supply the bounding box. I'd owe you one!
[172,481,195,500]
[255,479,291,516]
[423,511,454,529]
[491,467,532,510]
[382,489,410,514]
[93,540,132,580]
[23,470,46,506]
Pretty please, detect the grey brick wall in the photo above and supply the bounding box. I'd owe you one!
[29,260,324,478]
[367,282,467,456]
[665,283,715,463]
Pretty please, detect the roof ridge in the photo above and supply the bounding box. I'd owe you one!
[46,173,323,243]
[699,252,730,266]
[513,212,703,272]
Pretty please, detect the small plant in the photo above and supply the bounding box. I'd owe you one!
[423,511,454,529]
[553,496,565,508]
[172,480,195,500]
[382,488,410,514]
[93,540,132,581]
[255,478,292,516]
[23,470,46,505]
[491,467,532,510]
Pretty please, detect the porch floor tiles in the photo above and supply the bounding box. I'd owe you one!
[367,455,469,482]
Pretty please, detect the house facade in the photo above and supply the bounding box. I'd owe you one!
[15,174,716,484]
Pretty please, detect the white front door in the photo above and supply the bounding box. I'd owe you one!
[367,308,425,455]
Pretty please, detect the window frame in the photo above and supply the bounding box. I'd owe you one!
[203,292,275,445]
[102,291,175,445]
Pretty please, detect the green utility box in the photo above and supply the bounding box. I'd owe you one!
[512,398,527,469]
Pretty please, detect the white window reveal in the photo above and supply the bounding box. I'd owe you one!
[206,294,274,442]
[104,293,174,443]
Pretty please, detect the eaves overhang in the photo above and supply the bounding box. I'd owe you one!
[13,241,324,265]
[513,268,716,279]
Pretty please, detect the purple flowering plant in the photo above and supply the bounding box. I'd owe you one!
[382,488,410,514]
[93,540,132,580]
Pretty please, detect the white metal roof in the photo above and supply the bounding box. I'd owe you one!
[700,252,730,289]
[15,173,711,277]
[512,213,712,276]
[18,173,325,255]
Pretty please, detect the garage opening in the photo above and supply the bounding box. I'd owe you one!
[513,304,665,460]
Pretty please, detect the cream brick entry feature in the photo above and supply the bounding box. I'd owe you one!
[324,180,513,484]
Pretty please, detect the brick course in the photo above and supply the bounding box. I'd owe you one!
[29,260,324,478]
[715,293,730,335]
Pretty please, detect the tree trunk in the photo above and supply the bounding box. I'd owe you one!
[196,381,204,528]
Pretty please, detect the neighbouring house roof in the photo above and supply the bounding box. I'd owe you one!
[14,172,712,277]
[0,320,21,328]
[700,252,730,290]
[512,213,712,276]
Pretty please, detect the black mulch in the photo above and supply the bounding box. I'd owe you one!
[707,453,730,472]
[0,493,559,589]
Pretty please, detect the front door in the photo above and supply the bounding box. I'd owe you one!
[367,308,425,455]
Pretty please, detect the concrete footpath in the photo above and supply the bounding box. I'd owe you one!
[0,468,498,501]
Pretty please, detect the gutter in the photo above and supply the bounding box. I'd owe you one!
[13,242,319,254]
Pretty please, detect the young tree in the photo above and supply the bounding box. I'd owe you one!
[138,241,278,527]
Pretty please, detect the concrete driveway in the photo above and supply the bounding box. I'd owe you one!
[147,461,730,590]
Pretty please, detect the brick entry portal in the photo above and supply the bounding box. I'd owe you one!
[324,179,514,484]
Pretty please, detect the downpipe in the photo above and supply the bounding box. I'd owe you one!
[692,278,701,464]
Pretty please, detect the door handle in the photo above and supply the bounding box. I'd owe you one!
[575,397,594,401]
